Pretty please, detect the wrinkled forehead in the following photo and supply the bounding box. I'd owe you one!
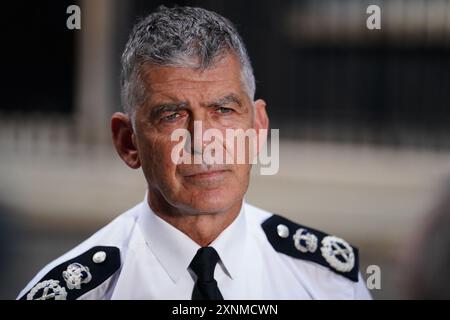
[140,53,246,104]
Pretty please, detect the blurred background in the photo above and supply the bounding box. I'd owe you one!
[1,0,450,299]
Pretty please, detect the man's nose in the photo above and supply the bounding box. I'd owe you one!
[185,113,212,155]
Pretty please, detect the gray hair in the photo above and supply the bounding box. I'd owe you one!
[120,5,256,123]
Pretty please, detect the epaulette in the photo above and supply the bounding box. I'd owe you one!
[262,214,359,282]
[20,246,121,300]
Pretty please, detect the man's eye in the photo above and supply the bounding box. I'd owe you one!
[216,107,233,114]
[162,113,181,122]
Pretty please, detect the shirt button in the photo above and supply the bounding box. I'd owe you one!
[92,251,107,264]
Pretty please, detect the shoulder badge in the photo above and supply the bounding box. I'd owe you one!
[262,214,359,282]
[20,246,121,300]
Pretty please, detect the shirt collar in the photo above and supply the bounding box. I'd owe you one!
[210,203,246,280]
[137,192,247,283]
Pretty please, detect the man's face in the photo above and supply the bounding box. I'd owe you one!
[132,53,266,215]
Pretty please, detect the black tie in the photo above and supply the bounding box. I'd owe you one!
[189,247,224,300]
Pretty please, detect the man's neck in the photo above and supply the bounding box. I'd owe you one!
[147,192,243,247]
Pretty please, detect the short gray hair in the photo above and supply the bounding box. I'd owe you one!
[121,5,256,122]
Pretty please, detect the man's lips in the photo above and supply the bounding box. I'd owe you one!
[178,164,232,178]
[184,169,229,178]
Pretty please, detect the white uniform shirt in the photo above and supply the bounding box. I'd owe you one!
[18,195,372,300]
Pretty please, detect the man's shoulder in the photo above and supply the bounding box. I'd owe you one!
[17,201,143,300]
[245,203,360,283]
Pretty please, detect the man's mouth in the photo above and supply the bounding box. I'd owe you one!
[179,164,231,180]
[185,169,229,179]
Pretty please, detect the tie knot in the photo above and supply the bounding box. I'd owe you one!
[189,247,221,281]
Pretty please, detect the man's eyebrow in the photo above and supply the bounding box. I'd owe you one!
[204,94,242,108]
[150,102,188,117]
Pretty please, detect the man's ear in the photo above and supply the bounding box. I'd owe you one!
[253,99,269,154]
[111,112,141,169]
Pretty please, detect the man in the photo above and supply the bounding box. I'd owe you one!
[18,6,371,300]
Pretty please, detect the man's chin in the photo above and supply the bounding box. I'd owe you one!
[178,193,240,216]
[186,200,231,215]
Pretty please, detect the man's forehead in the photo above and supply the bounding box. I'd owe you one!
[142,54,243,95]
